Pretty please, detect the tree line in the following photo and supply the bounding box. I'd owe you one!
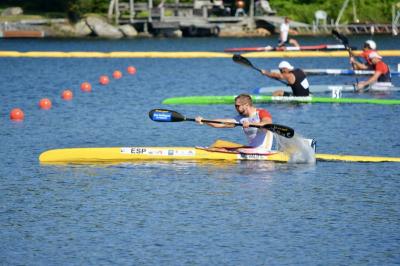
[1,0,396,24]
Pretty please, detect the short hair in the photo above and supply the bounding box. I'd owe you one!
[235,94,253,106]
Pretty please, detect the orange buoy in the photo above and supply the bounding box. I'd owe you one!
[61,89,73,100]
[81,82,92,92]
[99,75,110,85]
[113,70,122,79]
[127,66,137,75]
[10,108,24,121]
[39,98,52,110]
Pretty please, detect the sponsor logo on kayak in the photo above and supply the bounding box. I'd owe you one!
[120,148,195,157]
[174,150,195,156]
[166,150,195,156]
[271,96,312,102]
[238,153,268,160]
[147,149,164,155]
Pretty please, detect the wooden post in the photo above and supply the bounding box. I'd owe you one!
[249,0,254,18]
[108,0,115,20]
[129,0,134,22]
[115,0,119,24]
[175,0,179,16]
[148,0,153,22]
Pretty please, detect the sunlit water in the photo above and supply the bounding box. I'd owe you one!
[0,36,399,265]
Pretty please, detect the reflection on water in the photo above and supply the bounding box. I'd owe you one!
[40,158,319,170]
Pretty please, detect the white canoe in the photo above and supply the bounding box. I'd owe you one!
[254,82,399,94]
[269,69,400,77]
[224,44,352,52]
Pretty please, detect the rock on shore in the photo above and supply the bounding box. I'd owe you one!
[85,16,123,38]
[1,7,138,38]
[1,6,270,38]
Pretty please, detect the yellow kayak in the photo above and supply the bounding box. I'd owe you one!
[39,146,400,164]
[39,147,289,163]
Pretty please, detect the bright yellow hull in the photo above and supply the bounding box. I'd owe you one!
[38,147,400,164]
[39,147,289,163]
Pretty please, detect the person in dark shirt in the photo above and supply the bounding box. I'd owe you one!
[261,61,310,96]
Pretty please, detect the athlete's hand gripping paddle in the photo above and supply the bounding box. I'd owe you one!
[149,109,295,138]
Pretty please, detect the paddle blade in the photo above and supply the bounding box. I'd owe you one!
[265,124,295,138]
[233,54,254,68]
[332,29,349,46]
[233,54,262,73]
[149,109,185,122]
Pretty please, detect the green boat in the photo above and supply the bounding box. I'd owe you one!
[162,95,400,105]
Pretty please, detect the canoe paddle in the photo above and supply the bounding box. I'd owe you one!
[332,29,359,87]
[149,108,295,138]
[332,29,349,50]
[232,54,289,86]
[332,29,357,65]
[233,54,263,73]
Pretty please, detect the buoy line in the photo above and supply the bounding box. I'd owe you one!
[1,50,400,58]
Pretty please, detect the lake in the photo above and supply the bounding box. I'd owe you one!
[0,35,399,265]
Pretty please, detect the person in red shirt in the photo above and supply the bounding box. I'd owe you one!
[350,40,377,70]
[351,52,391,91]
[195,94,274,152]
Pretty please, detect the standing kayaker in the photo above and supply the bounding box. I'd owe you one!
[195,94,274,152]
[277,17,300,49]
[353,52,391,91]
[261,61,310,96]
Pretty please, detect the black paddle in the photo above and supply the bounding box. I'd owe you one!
[149,108,295,138]
[232,54,289,86]
[332,29,349,49]
[332,29,358,64]
[232,54,263,73]
[332,29,359,86]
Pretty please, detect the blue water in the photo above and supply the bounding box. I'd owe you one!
[1,36,400,265]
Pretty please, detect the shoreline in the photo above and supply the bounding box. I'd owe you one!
[1,16,398,39]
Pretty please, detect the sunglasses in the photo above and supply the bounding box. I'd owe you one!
[235,103,246,108]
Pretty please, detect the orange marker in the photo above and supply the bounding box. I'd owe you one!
[113,70,122,79]
[39,98,52,110]
[10,108,24,121]
[99,75,110,85]
[81,82,92,92]
[127,66,137,75]
[61,90,73,100]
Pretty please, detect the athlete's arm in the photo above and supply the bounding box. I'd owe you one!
[261,69,284,80]
[195,116,237,128]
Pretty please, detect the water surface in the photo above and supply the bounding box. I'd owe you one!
[0,36,399,265]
